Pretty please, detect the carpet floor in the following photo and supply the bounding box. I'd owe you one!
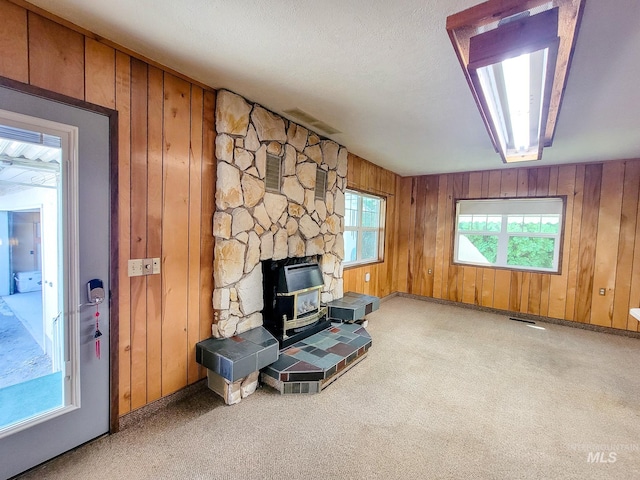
[17,296,640,480]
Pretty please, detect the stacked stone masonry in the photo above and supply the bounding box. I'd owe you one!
[212,90,347,341]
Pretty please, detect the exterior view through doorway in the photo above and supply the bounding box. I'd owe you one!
[0,82,114,479]
[0,147,63,432]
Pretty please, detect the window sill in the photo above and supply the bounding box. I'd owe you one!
[343,259,385,270]
[452,261,562,275]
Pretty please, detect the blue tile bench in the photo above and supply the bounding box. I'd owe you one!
[260,322,372,394]
[197,293,380,400]
[326,291,380,323]
[196,327,279,404]
[260,292,379,394]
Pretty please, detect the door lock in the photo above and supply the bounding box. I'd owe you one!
[87,279,105,305]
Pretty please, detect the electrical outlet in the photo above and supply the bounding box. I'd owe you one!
[599,288,606,296]
[152,257,161,274]
[128,259,143,277]
[428,268,433,275]
[365,272,370,282]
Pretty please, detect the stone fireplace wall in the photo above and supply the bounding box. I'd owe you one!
[212,90,346,339]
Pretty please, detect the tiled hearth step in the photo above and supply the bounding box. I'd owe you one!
[196,327,279,381]
[326,292,380,323]
[196,292,379,403]
[260,323,372,394]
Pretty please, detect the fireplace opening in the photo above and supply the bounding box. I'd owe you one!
[262,256,332,348]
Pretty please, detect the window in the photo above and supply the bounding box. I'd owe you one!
[454,197,564,273]
[344,190,385,266]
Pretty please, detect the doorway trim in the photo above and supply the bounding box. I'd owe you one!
[0,75,120,434]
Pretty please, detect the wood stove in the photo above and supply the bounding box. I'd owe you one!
[262,257,331,348]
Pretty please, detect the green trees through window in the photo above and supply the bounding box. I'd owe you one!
[455,198,564,272]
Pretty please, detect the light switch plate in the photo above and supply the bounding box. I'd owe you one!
[143,258,153,275]
[128,259,143,277]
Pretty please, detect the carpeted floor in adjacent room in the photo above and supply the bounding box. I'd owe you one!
[17,296,640,479]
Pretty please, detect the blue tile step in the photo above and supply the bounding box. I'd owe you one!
[260,323,372,394]
[327,292,380,323]
[196,327,279,382]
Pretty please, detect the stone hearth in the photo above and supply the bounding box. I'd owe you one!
[261,323,372,394]
[210,90,347,402]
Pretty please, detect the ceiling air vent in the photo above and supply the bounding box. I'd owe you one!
[283,108,317,124]
[315,169,327,201]
[265,154,282,192]
[311,121,341,135]
[282,108,341,136]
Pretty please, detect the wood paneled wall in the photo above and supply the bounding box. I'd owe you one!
[3,1,637,425]
[0,0,216,415]
[396,160,640,332]
[343,154,402,298]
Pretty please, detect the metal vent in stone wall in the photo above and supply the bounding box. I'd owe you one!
[265,154,282,192]
[315,169,327,200]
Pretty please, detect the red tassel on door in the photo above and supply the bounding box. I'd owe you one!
[94,306,102,359]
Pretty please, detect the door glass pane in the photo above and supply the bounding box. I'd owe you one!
[0,123,65,433]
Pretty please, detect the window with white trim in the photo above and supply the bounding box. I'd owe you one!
[344,190,385,266]
[454,197,564,272]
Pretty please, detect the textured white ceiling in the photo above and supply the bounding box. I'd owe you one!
[26,0,640,175]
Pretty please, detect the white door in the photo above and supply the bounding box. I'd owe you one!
[0,86,111,479]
